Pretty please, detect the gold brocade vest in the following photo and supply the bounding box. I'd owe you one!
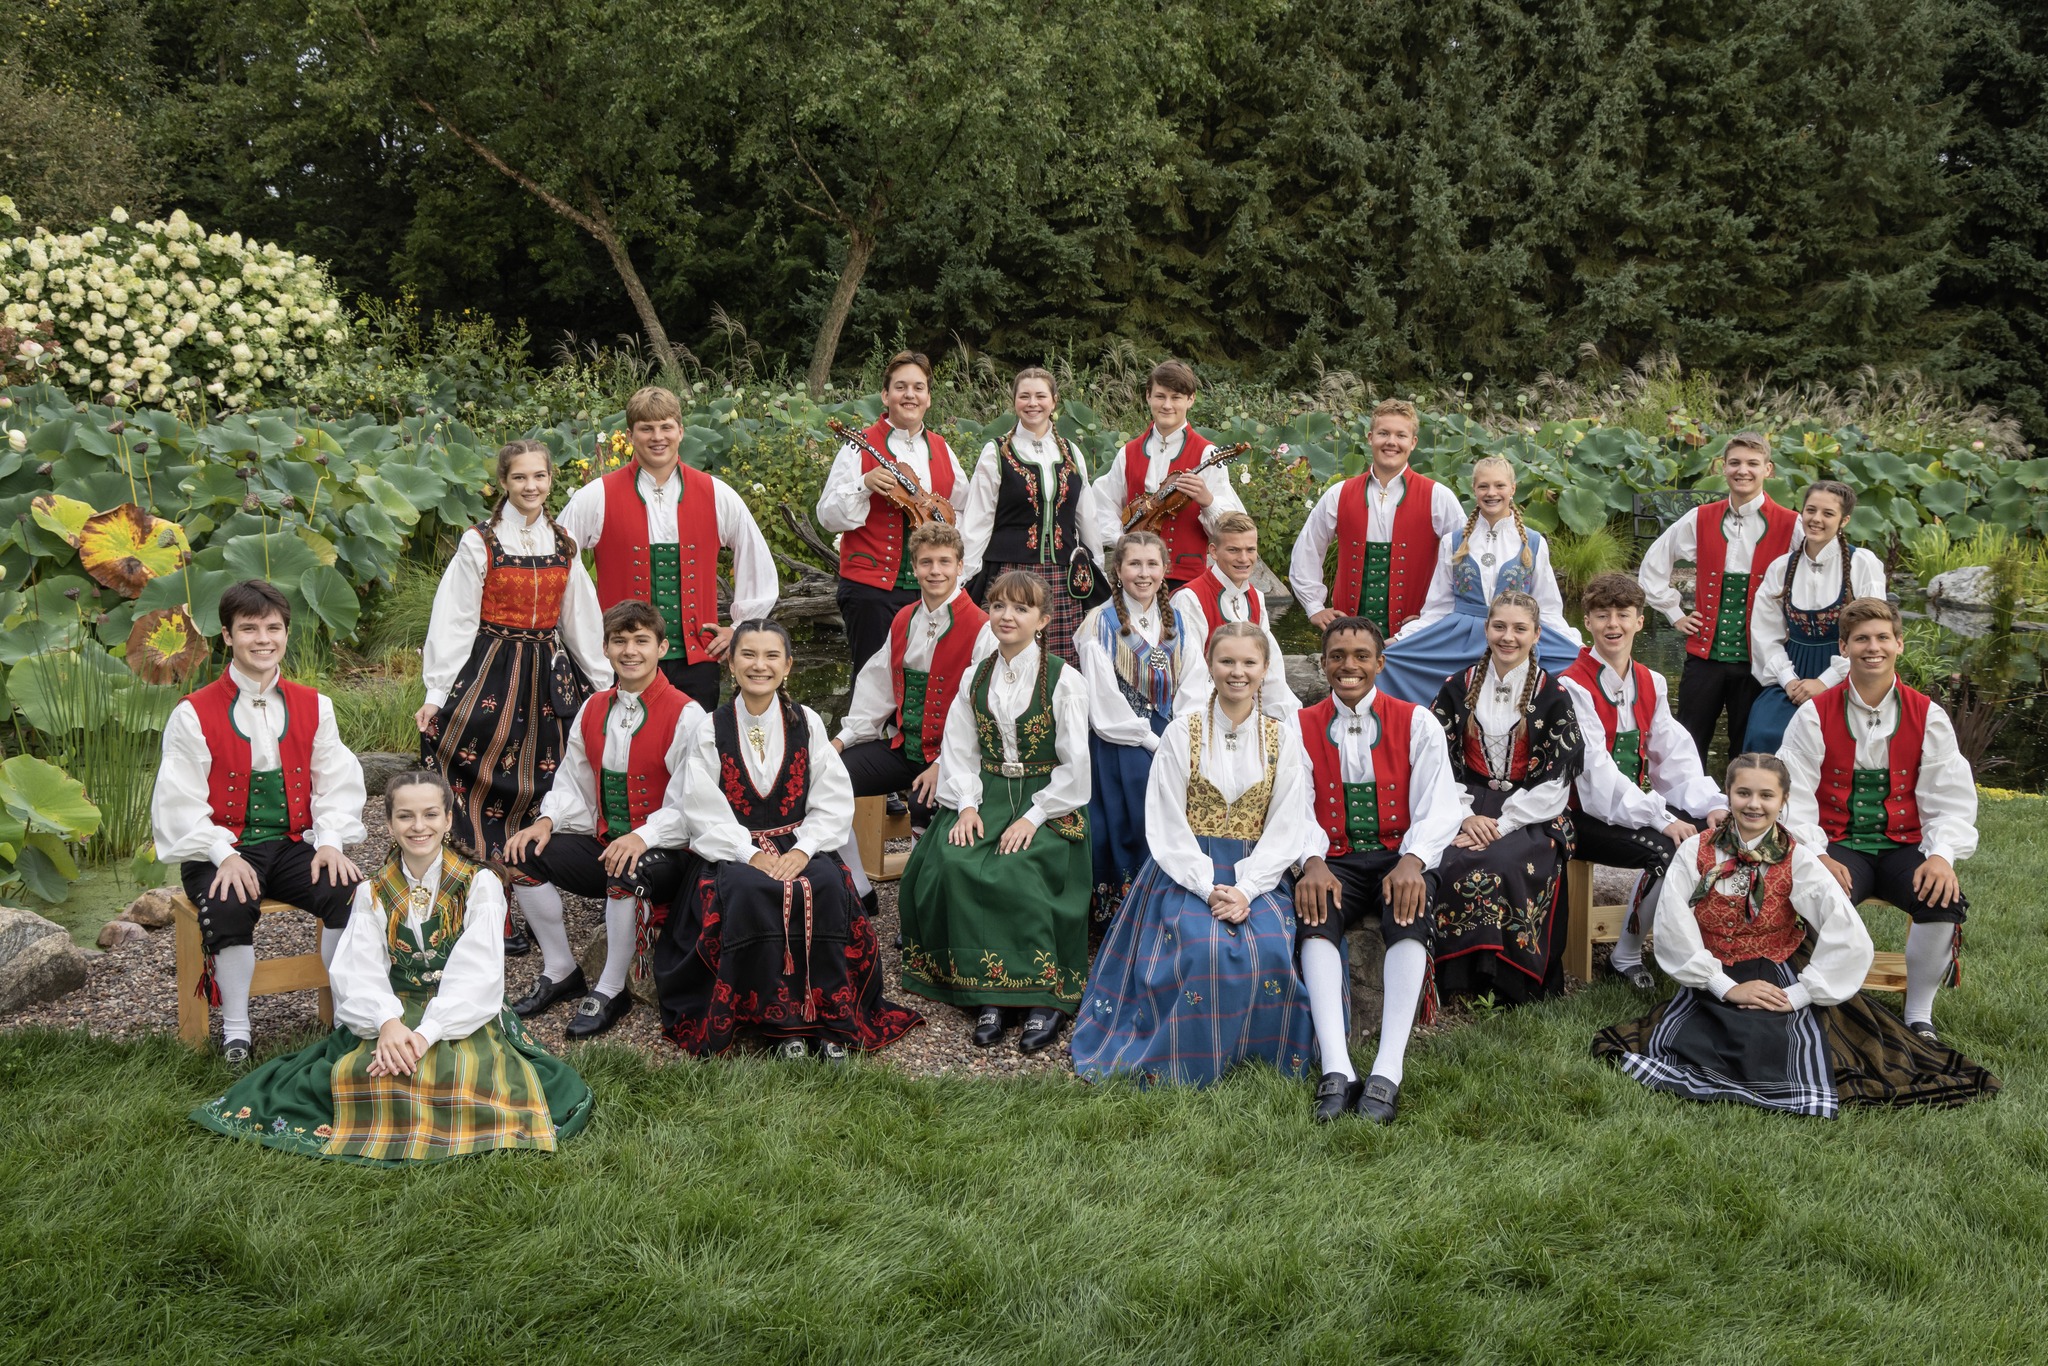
[1184,712,1283,841]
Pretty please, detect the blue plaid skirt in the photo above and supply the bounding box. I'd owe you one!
[1070,835,1314,1088]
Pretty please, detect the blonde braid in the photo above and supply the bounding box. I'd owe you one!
[1452,506,1482,565]
[1511,504,1533,570]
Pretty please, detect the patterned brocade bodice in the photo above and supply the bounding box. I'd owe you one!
[478,519,576,631]
[1184,712,1283,841]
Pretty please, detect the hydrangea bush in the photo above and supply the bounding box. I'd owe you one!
[0,199,346,411]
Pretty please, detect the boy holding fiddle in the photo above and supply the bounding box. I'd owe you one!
[1093,359,1248,594]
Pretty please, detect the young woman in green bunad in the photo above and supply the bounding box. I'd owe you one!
[190,771,592,1164]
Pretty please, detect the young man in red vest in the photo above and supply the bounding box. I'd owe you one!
[1091,359,1247,591]
[1293,616,1462,1125]
[832,521,996,904]
[1288,398,1465,637]
[1556,573,1730,989]
[152,579,367,1065]
[503,601,704,1039]
[561,385,777,712]
[1637,432,1799,765]
[1168,509,1301,716]
[1780,597,1978,1042]
[815,350,970,672]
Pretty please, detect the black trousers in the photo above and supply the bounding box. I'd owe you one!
[1297,847,1437,950]
[1828,842,1968,925]
[1572,814,1682,936]
[659,658,722,713]
[840,738,936,830]
[837,578,919,673]
[180,839,356,953]
[1674,655,1761,774]
[522,832,690,904]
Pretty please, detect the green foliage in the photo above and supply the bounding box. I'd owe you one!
[1547,530,1632,602]
[1906,524,2048,598]
[0,0,165,230]
[0,753,103,902]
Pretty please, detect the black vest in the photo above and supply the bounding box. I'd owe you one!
[984,435,1088,568]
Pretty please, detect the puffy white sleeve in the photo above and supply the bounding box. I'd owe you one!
[1814,550,1890,688]
[1649,836,1735,996]
[1637,509,1697,625]
[836,642,898,748]
[1073,469,1109,566]
[636,700,707,851]
[1530,535,1582,644]
[1562,678,1670,829]
[1142,717,1212,899]
[677,721,755,865]
[1647,671,1727,819]
[1078,613,1161,751]
[1026,665,1094,826]
[415,871,511,1046]
[1785,844,1875,1009]
[1400,709,1464,871]
[957,441,1003,580]
[557,479,606,550]
[814,442,875,534]
[1748,554,1796,689]
[329,881,402,1038]
[421,529,489,706]
[1915,704,1979,864]
[934,682,986,813]
[537,697,600,836]
[1197,459,1245,531]
[308,696,368,852]
[1400,534,1457,638]
[1232,720,1314,900]
[1288,484,1344,616]
[151,700,237,867]
[559,555,614,691]
[1777,701,1829,850]
[1093,449,1131,552]
[713,476,778,623]
[1431,481,1467,536]
[793,708,855,857]
[1259,622,1302,715]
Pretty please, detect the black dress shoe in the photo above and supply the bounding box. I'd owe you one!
[818,1041,850,1064]
[510,966,587,1018]
[1018,1009,1067,1054]
[886,794,909,817]
[1611,957,1655,991]
[1313,1072,1363,1124]
[1907,1020,1941,1044]
[503,923,533,957]
[221,1037,252,1071]
[564,988,632,1039]
[971,1006,1007,1047]
[1355,1074,1400,1124]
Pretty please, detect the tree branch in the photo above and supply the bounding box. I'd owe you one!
[413,95,603,237]
[788,136,853,228]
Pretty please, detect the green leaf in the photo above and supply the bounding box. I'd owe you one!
[300,563,362,639]
[221,531,322,589]
[7,653,116,732]
[7,842,72,903]
[1556,485,1609,535]
[1919,481,1974,518]
[0,753,102,841]
[0,617,84,665]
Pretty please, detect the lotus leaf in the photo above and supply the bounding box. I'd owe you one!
[300,563,361,639]
[127,606,209,684]
[0,751,103,842]
[78,504,192,597]
[29,493,93,546]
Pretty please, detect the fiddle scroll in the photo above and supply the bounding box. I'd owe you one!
[827,417,957,528]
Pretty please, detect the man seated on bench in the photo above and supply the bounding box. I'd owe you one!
[1556,573,1729,990]
[152,578,367,1067]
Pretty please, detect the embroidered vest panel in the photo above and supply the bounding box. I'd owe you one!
[1781,546,1856,651]
[576,672,691,841]
[1097,599,1180,717]
[972,652,1066,776]
[1690,839,1805,965]
[712,697,812,831]
[1332,469,1438,633]
[371,849,481,994]
[189,672,320,843]
[838,419,957,591]
[889,596,987,763]
[1560,650,1657,793]
[1121,426,1213,582]
[590,463,721,664]
[1812,681,1930,848]
[984,435,1087,567]
[477,519,575,631]
[1448,525,1544,614]
[1184,712,1284,841]
[1688,497,1797,662]
[1299,694,1414,856]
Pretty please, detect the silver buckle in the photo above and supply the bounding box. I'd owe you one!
[1000,761,1025,779]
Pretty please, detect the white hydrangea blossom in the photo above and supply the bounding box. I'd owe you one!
[0,205,347,410]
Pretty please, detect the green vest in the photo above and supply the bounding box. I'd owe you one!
[649,543,687,661]
[893,514,919,591]
[1708,572,1751,664]
[239,769,290,847]
[600,768,634,837]
[1839,768,1905,856]
[900,667,932,765]
[1611,731,1646,788]
[1343,781,1381,850]
[1359,540,1394,625]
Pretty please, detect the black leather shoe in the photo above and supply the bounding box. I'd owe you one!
[1355,1074,1400,1124]
[221,1037,252,1071]
[1611,957,1655,991]
[971,1006,1007,1047]
[1907,1020,1940,1044]
[818,1040,850,1065]
[510,967,587,1018]
[564,988,632,1039]
[886,794,909,817]
[1018,1009,1066,1054]
[503,923,533,957]
[1313,1071,1363,1124]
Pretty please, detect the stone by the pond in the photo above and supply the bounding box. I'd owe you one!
[1286,654,1326,704]
[1346,923,1384,1048]
[357,752,417,796]
[120,887,179,929]
[0,907,89,1014]
[575,929,660,1008]
[1927,565,1999,611]
[96,918,150,949]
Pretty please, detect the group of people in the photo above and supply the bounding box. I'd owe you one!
[174,356,1997,1167]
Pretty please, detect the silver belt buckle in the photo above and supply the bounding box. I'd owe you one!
[1000,761,1025,779]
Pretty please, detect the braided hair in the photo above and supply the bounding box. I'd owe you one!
[1466,588,1545,717]
[1111,530,1178,656]
[1783,479,1859,612]
[489,438,574,556]
[1452,455,1534,571]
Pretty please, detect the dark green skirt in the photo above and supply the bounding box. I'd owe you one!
[190,1002,593,1166]
[897,772,1093,1011]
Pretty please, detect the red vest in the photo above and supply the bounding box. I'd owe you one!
[187,671,320,843]
[837,418,958,591]
[888,595,988,759]
[1559,649,1659,791]
[576,671,694,842]
[1330,468,1440,633]
[590,462,722,664]
[1691,837,1805,965]
[1688,496,1797,661]
[1121,424,1214,584]
[1298,693,1415,856]
[1182,568,1264,634]
[1813,679,1932,847]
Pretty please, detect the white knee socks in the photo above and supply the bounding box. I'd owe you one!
[1370,939,1430,1085]
[1611,872,1652,970]
[517,883,578,982]
[1904,921,1956,1026]
[595,895,639,999]
[839,834,872,899]
[1300,938,1355,1081]
[215,944,256,1041]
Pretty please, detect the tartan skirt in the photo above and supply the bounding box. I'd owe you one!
[190,998,593,1165]
[986,560,1087,667]
[1070,835,1315,1088]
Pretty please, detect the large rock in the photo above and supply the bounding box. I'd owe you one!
[97,919,150,950]
[357,751,417,797]
[0,907,89,1014]
[120,886,179,928]
[1346,924,1385,1048]
[575,928,660,1007]
[1286,653,1327,704]
[1927,565,1999,612]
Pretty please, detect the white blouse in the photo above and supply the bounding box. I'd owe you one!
[1401,517,1582,645]
[958,430,1107,579]
[151,663,368,866]
[1167,569,1303,717]
[1653,831,1874,1009]
[934,642,1092,825]
[1638,493,1786,626]
[420,505,612,706]
[835,589,998,748]
[1076,594,1204,752]
[680,701,854,864]
[814,422,969,535]
[1779,683,1979,864]
[1287,469,1466,616]
[537,686,704,849]
[1089,425,1247,552]
[1144,701,1315,901]
[1295,690,1464,871]
[1455,659,1572,834]
[558,464,778,623]
[330,861,510,1046]
[1560,663,1726,828]
[1747,540,1888,689]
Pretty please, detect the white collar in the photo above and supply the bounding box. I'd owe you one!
[400,858,442,891]
[636,463,679,494]
[1799,536,1842,567]
[1736,827,1773,851]
[996,641,1041,675]
[1369,466,1409,492]
[1726,491,1763,516]
[1594,652,1634,686]
[915,587,962,619]
[1846,678,1898,716]
[1475,512,1516,538]
[1121,592,1161,624]
[1209,696,1259,737]
[1487,658,1531,694]
[737,695,781,723]
[1208,563,1252,596]
[1332,689,1377,719]
[228,661,280,697]
[1014,424,1055,446]
[887,419,926,443]
[1150,423,1186,448]
[613,680,651,711]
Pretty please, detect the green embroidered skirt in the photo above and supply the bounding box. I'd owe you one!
[190,1000,593,1166]
[897,771,1092,1011]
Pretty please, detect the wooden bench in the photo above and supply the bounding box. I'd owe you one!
[851,796,914,884]
[172,894,333,1048]
[1561,859,1908,993]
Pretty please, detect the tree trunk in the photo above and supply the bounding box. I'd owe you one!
[581,188,681,374]
[807,226,874,399]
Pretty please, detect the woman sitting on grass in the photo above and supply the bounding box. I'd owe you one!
[190,771,593,1164]
[1594,753,1998,1115]
[1070,622,1315,1087]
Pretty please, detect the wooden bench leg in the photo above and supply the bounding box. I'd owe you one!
[316,985,334,1028]
[172,897,209,1049]
[1563,861,1595,986]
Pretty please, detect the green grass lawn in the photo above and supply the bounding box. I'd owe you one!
[5,802,2046,1364]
